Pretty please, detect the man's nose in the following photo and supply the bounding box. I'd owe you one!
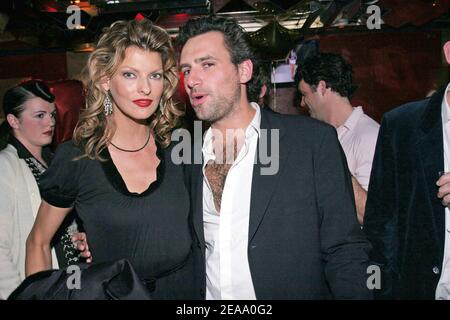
[186,70,201,89]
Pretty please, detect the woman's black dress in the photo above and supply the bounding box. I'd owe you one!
[39,141,197,299]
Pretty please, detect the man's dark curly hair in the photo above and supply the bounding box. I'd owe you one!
[247,63,270,106]
[295,52,357,98]
[176,15,260,100]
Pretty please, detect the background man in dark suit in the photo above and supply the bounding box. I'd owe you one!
[364,36,450,299]
[178,16,372,300]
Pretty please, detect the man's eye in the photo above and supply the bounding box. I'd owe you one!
[36,113,44,119]
[203,63,213,68]
[182,69,190,76]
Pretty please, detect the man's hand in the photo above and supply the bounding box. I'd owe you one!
[437,172,450,206]
[71,232,92,263]
[351,176,367,225]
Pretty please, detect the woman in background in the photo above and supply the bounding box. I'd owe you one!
[0,80,77,299]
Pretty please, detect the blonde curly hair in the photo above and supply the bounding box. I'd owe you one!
[74,19,183,160]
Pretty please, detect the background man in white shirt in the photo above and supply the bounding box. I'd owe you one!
[178,16,372,300]
[364,36,450,299]
[296,52,380,225]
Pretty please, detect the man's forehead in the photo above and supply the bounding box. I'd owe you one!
[180,31,226,59]
[186,30,225,44]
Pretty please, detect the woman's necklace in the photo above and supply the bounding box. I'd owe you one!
[109,130,151,153]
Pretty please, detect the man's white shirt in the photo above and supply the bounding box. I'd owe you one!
[436,83,450,299]
[202,103,261,300]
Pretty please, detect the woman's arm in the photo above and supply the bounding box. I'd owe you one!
[25,200,72,276]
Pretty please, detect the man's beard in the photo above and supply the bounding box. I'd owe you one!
[195,86,240,124]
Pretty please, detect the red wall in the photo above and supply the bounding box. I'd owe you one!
[319,30,443,122]
[0,51,67,80]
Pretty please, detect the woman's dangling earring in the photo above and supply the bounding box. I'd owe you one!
[104,92,113,116]
[159,100,164,113]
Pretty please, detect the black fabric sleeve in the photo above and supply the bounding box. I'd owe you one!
[39,141,84,208]
[314,125,373,299]
[364,114,397,299]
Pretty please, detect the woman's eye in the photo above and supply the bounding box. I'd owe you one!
[123,72,135,79]
[151,73,162,80]
[36,113,44,119]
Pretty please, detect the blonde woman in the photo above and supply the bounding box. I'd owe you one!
[25,20,197,299]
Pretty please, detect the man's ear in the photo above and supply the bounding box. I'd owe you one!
[317,80,328,96]
[238,59,253,84]
[444,41,450,65]
[6,114,19,129]
[259,84,267,99]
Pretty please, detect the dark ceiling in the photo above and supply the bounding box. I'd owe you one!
[0,0,449,55]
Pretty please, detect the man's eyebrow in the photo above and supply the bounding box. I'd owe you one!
[179,63,190,71]
[196,55,217,63]
[179,55,218,70]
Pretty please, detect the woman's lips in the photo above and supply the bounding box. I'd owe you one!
[133,99,153,108]
[43,130,53,136]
